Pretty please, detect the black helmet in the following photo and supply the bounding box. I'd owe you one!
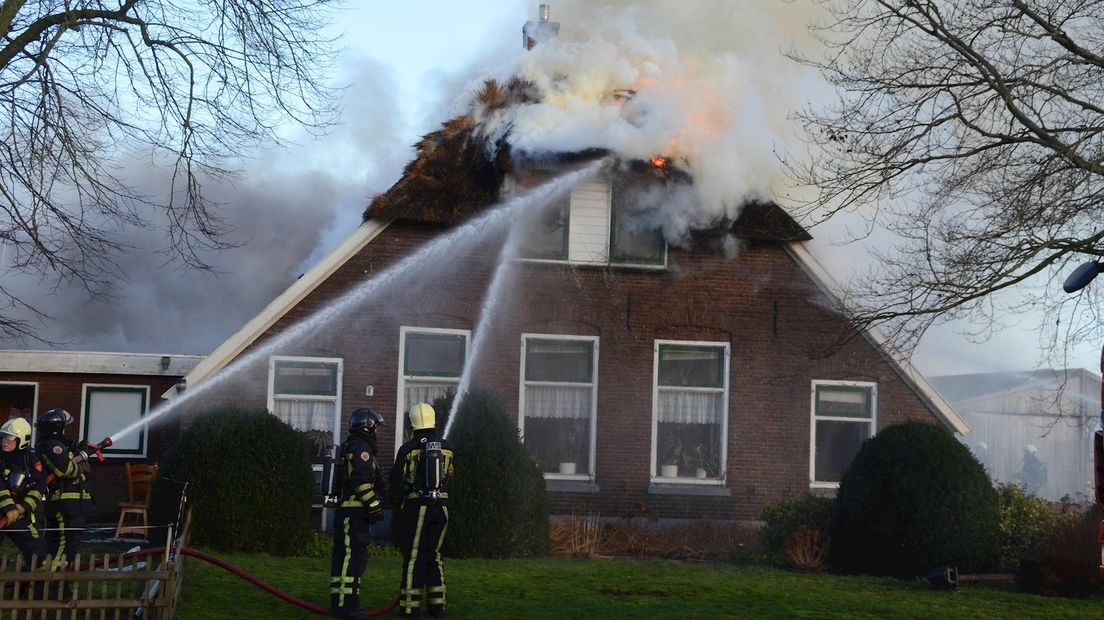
[36,408,73,436]
[349,408,383,436]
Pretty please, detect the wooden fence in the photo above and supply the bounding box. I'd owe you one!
[0,525,185,620]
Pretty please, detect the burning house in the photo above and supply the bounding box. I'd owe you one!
[170,5,967,523]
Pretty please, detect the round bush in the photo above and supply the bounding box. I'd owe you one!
[149,408,315,554]
[829,421,999,577]
[435,388,550,558]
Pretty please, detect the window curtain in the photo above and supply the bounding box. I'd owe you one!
[273,399,335,432]
[525,385,592,419]
[657,390,722,424]
[404,383,457,412]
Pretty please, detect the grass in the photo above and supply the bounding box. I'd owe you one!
[176,550,1104,619]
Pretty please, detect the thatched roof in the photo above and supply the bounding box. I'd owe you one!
[363,80,810,242]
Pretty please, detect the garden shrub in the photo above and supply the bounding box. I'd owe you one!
[1016,502,1103,597]
[995,481,1059,571]
[760,495,834,551]
[149,408,315,554]
[829,421,1000,578]
[434,388,550,558]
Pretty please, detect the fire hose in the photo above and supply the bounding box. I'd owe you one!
[0,437,397,618]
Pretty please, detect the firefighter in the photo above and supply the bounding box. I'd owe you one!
[0,417,48,570]
[390,402,454,619]
[330,407,386,619]
[35,408,93,569]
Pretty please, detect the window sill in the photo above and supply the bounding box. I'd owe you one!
[648,482,730,497]
[516,257,667,271]
[545,478,600,494]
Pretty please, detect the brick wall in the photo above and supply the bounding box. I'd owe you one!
[204,220,945,521]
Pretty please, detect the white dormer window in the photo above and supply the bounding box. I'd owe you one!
[519,176,667,267]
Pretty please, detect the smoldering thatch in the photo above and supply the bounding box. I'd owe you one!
[363,78,810,242]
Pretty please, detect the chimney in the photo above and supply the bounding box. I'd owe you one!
[523,4,560,50]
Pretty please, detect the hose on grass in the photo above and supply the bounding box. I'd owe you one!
[128,546,398,618]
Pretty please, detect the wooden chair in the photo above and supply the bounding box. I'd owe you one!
[114,463,158,539]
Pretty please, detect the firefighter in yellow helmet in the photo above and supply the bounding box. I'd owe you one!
[389,402,454,618]
[0,417,48,569]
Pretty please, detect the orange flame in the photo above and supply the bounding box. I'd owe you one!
[650,156,668,169]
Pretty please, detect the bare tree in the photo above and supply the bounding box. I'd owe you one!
[787,0,1104,363]
[0,0,341,340]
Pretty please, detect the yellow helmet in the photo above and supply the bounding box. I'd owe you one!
[408,402,436,431]
[0,418,33,449]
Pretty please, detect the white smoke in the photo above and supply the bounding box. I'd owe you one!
[474,0,827,240]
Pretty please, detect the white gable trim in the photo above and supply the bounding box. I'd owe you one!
[166,219,393,399]
[0,350,202,376]
[784,241,971,435]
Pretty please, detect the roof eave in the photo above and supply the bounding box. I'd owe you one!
[164,218,394,400]
[783,241,972,435]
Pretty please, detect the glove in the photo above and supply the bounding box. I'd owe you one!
[74,451,92,474]
[4,508,21,524]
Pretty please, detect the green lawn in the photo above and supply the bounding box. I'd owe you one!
[176,551,1104,619]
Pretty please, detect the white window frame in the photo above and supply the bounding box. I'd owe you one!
[0,381,39,444]
[395,326,470,453]
[267,356,344,444]
[809,380,877,490]
[518,176,667,270]
[518,334,600,481]
[80,384,149,458]
[650,339,730,485]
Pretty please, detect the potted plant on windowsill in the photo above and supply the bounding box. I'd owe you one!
[694,442,720,479]
[555,423,583,475]
[659,437,694,478]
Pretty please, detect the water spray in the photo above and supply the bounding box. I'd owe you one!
[444,158,609,436]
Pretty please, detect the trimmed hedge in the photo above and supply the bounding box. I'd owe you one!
[434,388,550,558]
[149,408,315,555]
[760,495,835,552]
[829,421,1000,577]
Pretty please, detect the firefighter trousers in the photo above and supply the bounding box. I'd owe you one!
[45,504,86,569]
[397,503,449,618]
[330,512,373,615]
[3,520,46,570]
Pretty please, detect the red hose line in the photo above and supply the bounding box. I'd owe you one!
[128,546,398,618]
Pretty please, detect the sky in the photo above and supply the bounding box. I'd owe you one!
[2,0,1100,380]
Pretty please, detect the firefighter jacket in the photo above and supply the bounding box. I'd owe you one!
[335,434,385,518]
[389,431,454,511]
[0,448,47,526]
[36,435,93,506]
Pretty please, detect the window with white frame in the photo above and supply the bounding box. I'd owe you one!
[653,341,728,481]
[520,196,569,260]
[397,328,468,443]
[520,336,598,477]
[82,385,148,457]
[810,381,876,487]
[610,175,666,265]
[268,357,343,433]
[518,176,667,267]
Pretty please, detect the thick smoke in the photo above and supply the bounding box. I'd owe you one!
[2,56,418,355]
[474,0,826,242]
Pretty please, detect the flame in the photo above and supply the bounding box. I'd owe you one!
[650,156,668,169]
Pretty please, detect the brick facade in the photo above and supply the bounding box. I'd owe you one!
[198,219,946,522]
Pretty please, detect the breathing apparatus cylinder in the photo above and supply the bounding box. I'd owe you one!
[321,444,340,508]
